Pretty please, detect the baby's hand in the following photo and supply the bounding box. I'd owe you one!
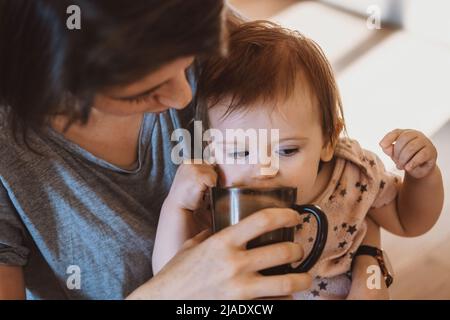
[379,129,437,179]
[166,163,218,212]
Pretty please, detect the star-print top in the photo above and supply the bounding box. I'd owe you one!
[293,137,401,299]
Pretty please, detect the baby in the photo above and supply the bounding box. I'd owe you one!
[152,21,444,299]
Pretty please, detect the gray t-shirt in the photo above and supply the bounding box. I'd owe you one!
[0,105,194,299]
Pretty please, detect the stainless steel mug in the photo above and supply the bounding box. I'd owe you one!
[210,186,328,275]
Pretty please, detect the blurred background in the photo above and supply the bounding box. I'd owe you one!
[230,0,450,299]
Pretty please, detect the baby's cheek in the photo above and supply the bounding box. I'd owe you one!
[292,168,317,201]
[296,182,311,202]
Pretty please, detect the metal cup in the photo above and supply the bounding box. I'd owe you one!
[210,186,328,275]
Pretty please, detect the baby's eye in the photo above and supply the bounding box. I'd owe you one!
[276,147,299,157]
[228,150,250,159]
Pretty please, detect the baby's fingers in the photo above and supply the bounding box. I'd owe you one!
[405,148,436,178]
[380,129,403,149]
[391,130,419,163]
[397,138,425,169]
[197,166,218,189]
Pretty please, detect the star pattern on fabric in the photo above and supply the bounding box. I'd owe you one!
[338,241,347,248]
[369,159,376,167]
[318,281,328,291]
[355,182,367,193]
[346,224,357,235]
[357,195,363,203]
[380,180,386,189]
[339,189,347,197]
[341,223,347,229]
[333,182,341,192]
[311,290,320,297]
[308,237,314,243]
[360,184,367,193]
[303,215,311,223]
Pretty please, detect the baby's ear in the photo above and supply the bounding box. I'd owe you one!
[320,141,335,162]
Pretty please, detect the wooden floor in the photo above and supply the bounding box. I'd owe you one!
[230,0,450,299]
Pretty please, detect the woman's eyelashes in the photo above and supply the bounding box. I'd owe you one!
[125,65,193,105]
[125,93,154,104]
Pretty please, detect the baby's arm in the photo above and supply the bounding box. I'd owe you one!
[347,217,389,300]
[152,163,217,275]
[370,129,444,237]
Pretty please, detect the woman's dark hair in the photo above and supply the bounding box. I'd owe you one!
[0,0,225,147]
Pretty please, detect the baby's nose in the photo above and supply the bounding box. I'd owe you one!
[252,160,279,177]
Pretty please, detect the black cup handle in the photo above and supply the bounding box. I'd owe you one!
[288,204,328,273]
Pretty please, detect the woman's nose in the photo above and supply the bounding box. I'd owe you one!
[155,71,193,109]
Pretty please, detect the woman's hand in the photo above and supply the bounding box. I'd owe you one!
[129,209,313,299]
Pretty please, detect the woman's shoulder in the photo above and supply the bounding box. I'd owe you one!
[0,113,52,175]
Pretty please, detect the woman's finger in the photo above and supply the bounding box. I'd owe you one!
[244,273,312,299]
[217,208,301,247]
[256,295,294,300]
[241,241,304,272]
[181,229,211,250]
